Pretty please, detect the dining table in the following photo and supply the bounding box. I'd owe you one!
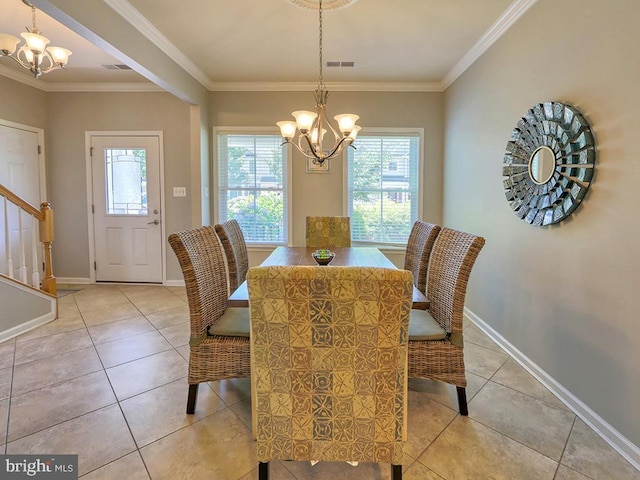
[228,246,429,309]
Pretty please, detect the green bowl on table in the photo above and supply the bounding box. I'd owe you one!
[312,249,335,265]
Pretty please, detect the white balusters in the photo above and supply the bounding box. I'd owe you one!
[31,215,40,288]
[3,196,13,278]
[1,187,55,296]
[18,207,27,283]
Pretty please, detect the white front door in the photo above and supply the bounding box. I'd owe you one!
[0,121,44,281]
[91,135,163,283]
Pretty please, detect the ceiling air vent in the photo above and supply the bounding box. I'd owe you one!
[326,61,355,68]
[102,64,132,70]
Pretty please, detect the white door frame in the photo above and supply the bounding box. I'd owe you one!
[85,131,167,284]
[0,118,47,202]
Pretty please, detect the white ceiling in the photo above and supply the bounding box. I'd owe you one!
[0,0,533,92]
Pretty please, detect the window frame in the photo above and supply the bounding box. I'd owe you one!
[343,127,424,247]
[213,127,293,246]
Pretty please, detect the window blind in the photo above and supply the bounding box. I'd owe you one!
[217,133,288,243]
[347,134,420,245]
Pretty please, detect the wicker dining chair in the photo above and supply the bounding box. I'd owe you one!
[168,226,251,414]
[404,220,441,294]
[407,227,485,415]
[214,219,249,293]
[305,216,351,248]
[248,265,414,480]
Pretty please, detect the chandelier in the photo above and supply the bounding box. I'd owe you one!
[277,0,360,165]
[0,0,72,78]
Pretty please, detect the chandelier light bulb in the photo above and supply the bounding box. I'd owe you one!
[333,114,359,134]
[0,34,20,55]
[292,111,317,132]
[310,127,327,145]
[21,31,50,54]
[348,125,361,142]
[48,46,72,65]
[277,121,297,141]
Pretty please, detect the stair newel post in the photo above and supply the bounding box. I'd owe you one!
[38,202,56,297]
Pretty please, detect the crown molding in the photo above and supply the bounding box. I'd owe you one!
[43,82,164,92]
[0,65,45,90]
[103,0,211,89]
[3,0,536,94]
[209,81,444,92]
[441,0,538,89]
[0,66,163,92]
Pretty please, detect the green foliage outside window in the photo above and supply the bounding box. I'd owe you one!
[227,191,284,242]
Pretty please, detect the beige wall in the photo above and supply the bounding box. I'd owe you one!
[210,90,444,251]
[44,92,192,280]
[444,0,640,447]
[0,79,198,281]
[0,76,47,129]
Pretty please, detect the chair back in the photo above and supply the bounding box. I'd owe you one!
[168,226,229,340]
[404,220,441,293]
[427,228,485,335]
[215,219,249,292]
[247,265,413,465]
[306,216,351,248]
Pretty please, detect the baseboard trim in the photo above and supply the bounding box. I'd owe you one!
[464,307,640,470]
[58,277,186,287]
[57,277,92,285]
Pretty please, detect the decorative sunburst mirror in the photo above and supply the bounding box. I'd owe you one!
[503,102,596,226]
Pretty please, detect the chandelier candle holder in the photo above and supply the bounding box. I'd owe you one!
[0,0,72,78]
[277,0,360,165]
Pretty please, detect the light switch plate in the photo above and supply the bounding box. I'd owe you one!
[173,187,187,197]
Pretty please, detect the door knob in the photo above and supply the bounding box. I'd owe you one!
[147,219,159,225]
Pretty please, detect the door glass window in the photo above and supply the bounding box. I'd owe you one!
[105,148,147,215]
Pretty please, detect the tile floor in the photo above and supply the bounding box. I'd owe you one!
[1,284,639,479]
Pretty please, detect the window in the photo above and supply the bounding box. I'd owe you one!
[346,131,422,245]
[216,130,290,244]
[105,148,147,215]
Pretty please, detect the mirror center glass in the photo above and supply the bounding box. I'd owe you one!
[529,146,556,185]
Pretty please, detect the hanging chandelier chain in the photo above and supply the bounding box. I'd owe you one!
[318,0,324,90]
[276,0,359,164]
[30,5,38,33]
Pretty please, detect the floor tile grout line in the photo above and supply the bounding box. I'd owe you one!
[406,411,461,479]
[462,409,567,467]
[3,338,17,454]
[468,371,573,464]
[6,290,121,446]
[71,289,152,479]
[483,377,575,415]
[5,284,635,479]
[552,417,596,480]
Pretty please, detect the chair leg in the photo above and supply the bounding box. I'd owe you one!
[456,386,468,416]
[258,462,269,480]
[391,464,402,480]
[186,384,199,414]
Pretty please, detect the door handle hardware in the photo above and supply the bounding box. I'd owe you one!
[147,219,159,225]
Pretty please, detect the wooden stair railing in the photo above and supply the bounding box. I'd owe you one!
[0,183,56,296]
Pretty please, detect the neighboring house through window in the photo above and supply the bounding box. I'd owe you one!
[215,128,291,244]
[346,129,423,246]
